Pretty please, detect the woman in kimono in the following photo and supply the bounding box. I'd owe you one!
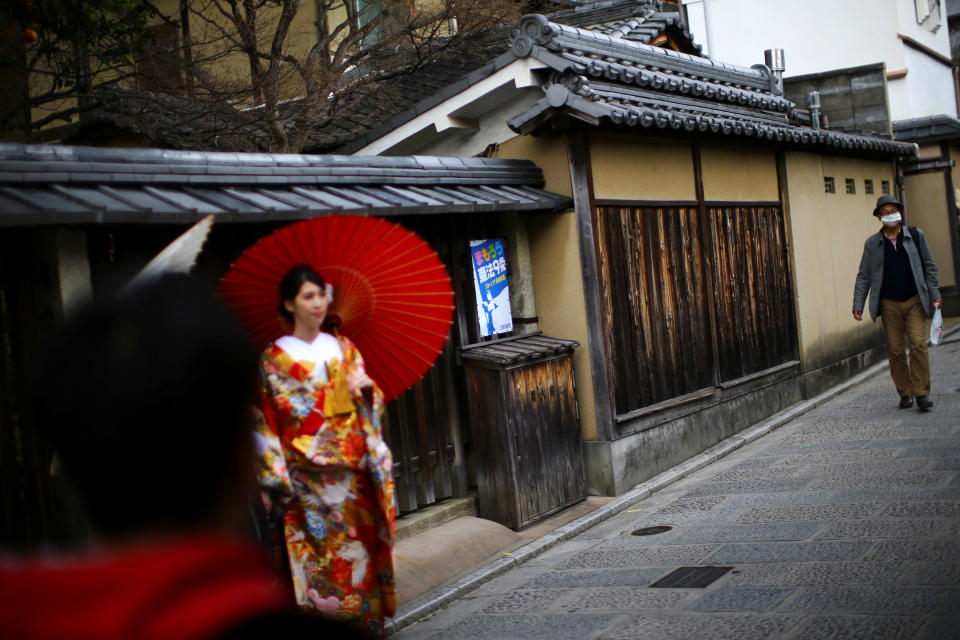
[254,264,396,638]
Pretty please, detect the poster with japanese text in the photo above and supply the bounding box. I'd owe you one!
[470,238,512,337]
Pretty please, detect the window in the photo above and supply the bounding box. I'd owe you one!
[865,179,874,195]
[882,180,891,194]
[845,178,856,194]
[824,177,835,193]
[915,0,942,31]
[355,0,412,47]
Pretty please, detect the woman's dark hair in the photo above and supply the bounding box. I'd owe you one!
[278,264,325,322]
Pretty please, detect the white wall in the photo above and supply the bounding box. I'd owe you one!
[693,0,901,74]
[899,45,958,118]
[687,0,955,118]
[681,0,710,56]
[895,0,949,51]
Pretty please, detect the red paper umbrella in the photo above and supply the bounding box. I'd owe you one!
[218,215,454,402]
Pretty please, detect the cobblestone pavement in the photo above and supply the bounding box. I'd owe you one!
[395,337,960,640]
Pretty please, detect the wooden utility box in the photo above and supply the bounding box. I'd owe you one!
[461,334,585,530]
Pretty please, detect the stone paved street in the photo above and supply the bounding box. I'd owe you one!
[395,335,960,639]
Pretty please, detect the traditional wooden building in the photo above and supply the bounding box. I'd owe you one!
[0,145,572,544]
[1,1,925,544]
[321,7,917,495]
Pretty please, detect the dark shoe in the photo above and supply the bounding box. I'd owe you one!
[899,395,914,409]
[916,396,933,412]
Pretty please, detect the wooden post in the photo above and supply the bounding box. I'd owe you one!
[691,142,722,387]
[940,141,960,293]
[566,128,616,442]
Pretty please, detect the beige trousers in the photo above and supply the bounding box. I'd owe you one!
[879,295,930,397]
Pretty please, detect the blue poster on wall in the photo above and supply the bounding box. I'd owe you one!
[470,238,513,337]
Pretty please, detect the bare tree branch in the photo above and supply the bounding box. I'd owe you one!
[2,0,541,151]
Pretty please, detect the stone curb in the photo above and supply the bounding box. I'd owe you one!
[386,321,960,635]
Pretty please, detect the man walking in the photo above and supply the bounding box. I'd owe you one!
[853,194,942,411]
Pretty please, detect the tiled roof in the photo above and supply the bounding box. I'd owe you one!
[506,15,916,157]
[547,0,702,55]
[0,144,572,226]
[307,1,700,153]
[893,115,960,142]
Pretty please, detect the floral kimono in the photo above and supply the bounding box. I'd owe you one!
[254,334,396,638]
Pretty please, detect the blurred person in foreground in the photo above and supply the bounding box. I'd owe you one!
[254,265,395,638]
[0,275,366,640]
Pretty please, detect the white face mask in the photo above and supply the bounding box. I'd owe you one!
[880,212,902,226]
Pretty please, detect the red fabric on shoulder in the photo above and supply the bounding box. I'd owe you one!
[0,536,289,640]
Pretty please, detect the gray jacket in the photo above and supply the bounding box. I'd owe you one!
[853,225,941,321]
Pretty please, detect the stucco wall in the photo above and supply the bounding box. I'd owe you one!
[495,134,573,197]
[700,144,779,201]
[904,170,956,287]
[784,151,892,372]
[589,132,696,201]
[901,46,958,119]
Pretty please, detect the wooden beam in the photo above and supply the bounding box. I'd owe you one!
[886,68,908,80]
[776,149,804,369]
[566,128,616,442]
[692,142,722,388]
[898,33,956,68]
[940,141,960,293]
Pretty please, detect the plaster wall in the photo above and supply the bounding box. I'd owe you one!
[893,0,951,50]
[700,144,779,201]
[400,89,546,158]
[904,170,957,287]
[495,134,573,197]
[917,143,943,159]
[899,46,958,119]
[887,78,912,123]
[783,151,891,373]
[589,132,696,201]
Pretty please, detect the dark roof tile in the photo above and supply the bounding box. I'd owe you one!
[0,143,572,226]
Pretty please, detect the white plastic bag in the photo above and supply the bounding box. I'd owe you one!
[930,307,943,345]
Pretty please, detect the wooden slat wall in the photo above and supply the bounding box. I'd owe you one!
[596,203,796,416]
[596,205,714,410]
[706,205,797,382]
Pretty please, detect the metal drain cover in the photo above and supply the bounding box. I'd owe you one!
[650,566,734,588]
[631,525,673,536]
